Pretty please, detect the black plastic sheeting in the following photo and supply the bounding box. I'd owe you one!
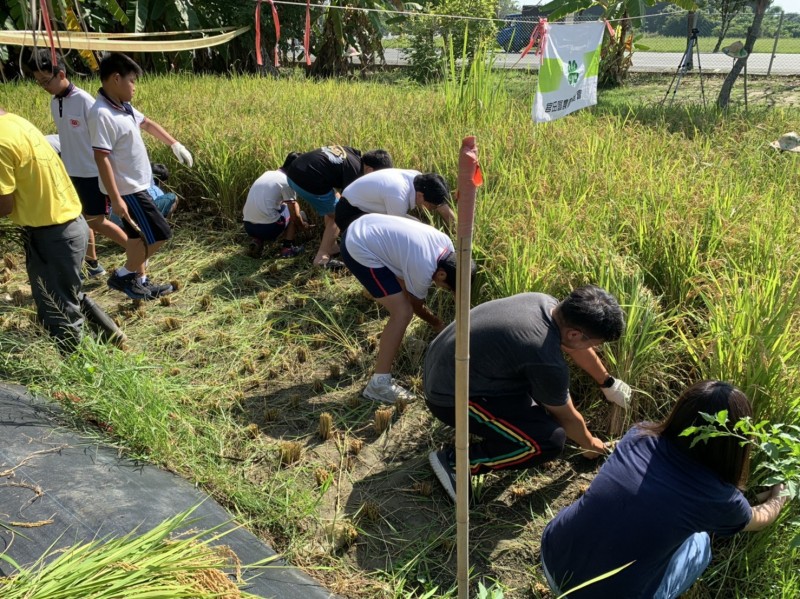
[0,383,335,599]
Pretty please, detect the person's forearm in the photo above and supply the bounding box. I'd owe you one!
[140,119,177,146]
[563,347,609,385]
[406,293,442,328]
[550,406,595,449]
[94,153,124,208]
[744,488,788,531]
[287,201,302,222]
[438,204,456,228]
[0,192,13,216]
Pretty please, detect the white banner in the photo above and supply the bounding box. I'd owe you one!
[533,22,605,123]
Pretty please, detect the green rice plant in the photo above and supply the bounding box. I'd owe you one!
[589,256,683,431]
[0,507,267,598]
[676,261,800,424]
[442,30,508,126]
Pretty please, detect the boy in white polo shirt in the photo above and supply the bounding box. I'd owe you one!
[335,169,456,231]
[242,152,309,258]
[340,213,476,403]
[89,53,193,301]
[27,50,128,278]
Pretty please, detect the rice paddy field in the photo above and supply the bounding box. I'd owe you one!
[1,68,799,597]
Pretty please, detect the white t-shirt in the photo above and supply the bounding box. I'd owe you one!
[242,170,296,224]
[89,92,151,195]
[50,84,98,178]
[340,168,420,216]
[344,213,454,299]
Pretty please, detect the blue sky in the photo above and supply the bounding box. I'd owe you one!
[774,0,800,13]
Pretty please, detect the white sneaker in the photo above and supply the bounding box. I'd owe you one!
[362,377,415,404]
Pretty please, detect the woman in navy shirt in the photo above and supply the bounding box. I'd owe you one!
[541,380,789,598]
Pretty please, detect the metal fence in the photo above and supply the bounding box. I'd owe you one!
[369,9,799,75]
[339,7,797,107]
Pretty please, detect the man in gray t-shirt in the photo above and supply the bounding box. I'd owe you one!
[424,286,627,502]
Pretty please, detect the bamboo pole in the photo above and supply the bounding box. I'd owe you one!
[455,135,481,598]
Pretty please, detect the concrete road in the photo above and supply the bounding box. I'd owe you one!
[381,48,800,76]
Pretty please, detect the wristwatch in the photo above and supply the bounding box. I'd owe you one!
[600,376,615,388]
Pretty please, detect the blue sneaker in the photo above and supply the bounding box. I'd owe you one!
[143,279,174,298]
[107,270,153,301]
[86,261,107,278]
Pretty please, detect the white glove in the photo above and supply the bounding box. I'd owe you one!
[171,142,193,168]
[602,378,632,410]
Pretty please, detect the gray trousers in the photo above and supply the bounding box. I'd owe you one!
[22,216,88,353]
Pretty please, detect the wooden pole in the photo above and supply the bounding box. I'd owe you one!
[455,136,481,598]
[767,11,784,77]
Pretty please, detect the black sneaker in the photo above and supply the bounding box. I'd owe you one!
[107,271,153,301]
[429,448,458,502]
[144,280,174,298]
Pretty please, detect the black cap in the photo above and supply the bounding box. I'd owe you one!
[413,173,450,206]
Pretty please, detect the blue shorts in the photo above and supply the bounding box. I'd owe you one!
[341,240,402,299]
[244,205,290,241]
[286,178,338,216]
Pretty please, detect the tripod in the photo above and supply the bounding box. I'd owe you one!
[662,28,706,107]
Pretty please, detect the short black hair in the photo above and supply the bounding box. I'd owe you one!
[361,149,393,171]
[151,163,169,184]
[557,285,624,341]
[281,152,300,172]
[413,173,450,206]
[437,251,477,291]
[99,52,143,81]
[26,49,64,75]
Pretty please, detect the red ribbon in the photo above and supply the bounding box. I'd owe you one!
[255,0,263,66]
[304,0,311,66]
[268,0,280,67]
[519,18,547,61]
[605,19,616,39]
[255,0,281,67]
[40,0,58,66]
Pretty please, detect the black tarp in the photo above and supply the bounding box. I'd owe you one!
[0,383,335,599]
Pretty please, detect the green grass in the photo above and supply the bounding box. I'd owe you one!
[1,71,799,597]
[638,34,800,54]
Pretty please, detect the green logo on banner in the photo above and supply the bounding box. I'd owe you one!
[567,60,579,86]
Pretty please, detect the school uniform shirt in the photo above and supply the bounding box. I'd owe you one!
[540,427,752,598]
[340,168,421,216]
[286,145,362,195]
[242,170,296,224]
[50,84,98,178]
[0,113,81,227]
[89,90,151,196]
[344,213,453,300]
[424,293,569,407]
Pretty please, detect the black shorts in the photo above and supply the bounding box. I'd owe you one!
[334,196,367,231]
[120,190,172,244]
[70,176,109,217]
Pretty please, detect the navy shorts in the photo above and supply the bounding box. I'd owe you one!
[340,239,402,299]
[70,176,108,216]
[244,215,289,242]
[119,190,172,245]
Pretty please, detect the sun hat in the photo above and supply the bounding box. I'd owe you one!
[722,41,748,59]
[770,132,800,153]
[413,173,451,206]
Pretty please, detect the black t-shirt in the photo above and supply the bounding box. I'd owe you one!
[286,145,362,195]
[423,293,569,406]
